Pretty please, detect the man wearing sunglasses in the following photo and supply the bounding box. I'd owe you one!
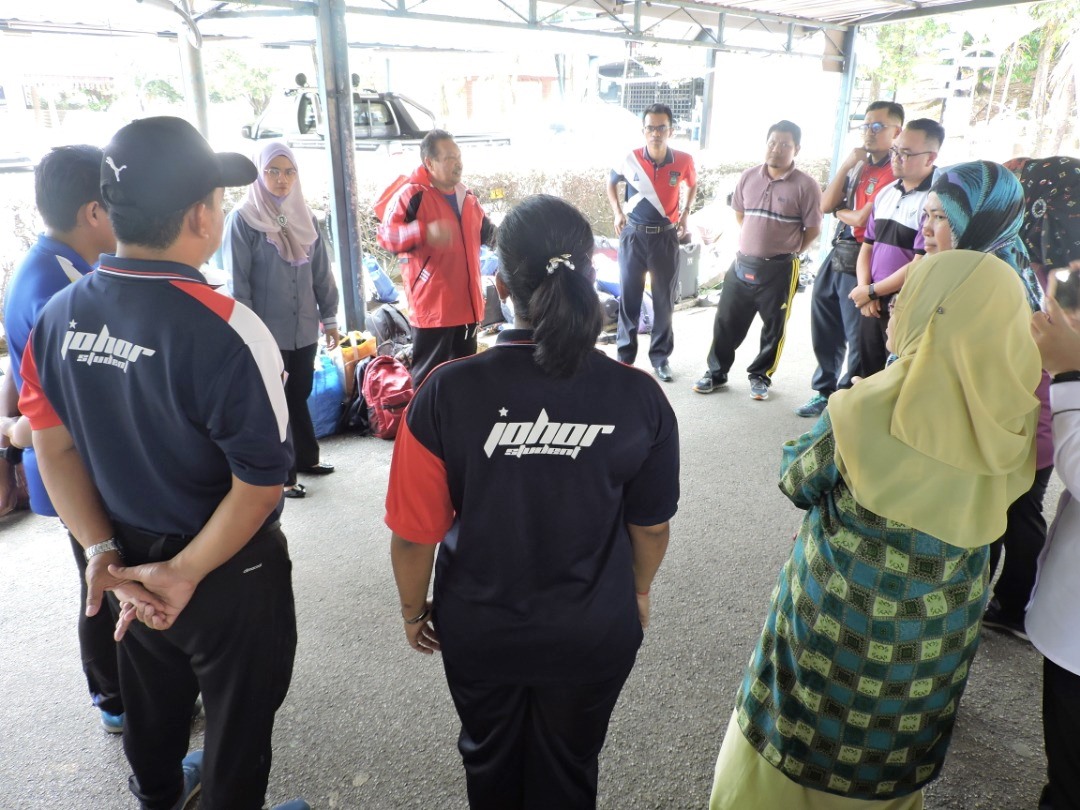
[795,102,904,417]
[848,118,943,375]
[607,103,697,382]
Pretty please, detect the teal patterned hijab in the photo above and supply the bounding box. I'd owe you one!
[931,160,1042,310]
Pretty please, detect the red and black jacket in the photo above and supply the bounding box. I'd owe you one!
[377,165,494,329]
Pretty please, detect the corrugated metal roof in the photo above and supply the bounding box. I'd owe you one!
[1,0,1048,56]
[587,0,1044,30]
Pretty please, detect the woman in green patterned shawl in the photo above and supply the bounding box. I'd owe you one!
[709,244,1042,809]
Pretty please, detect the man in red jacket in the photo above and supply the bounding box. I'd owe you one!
[378,130,495,386]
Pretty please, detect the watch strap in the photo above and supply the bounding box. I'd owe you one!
[84,538,122,563]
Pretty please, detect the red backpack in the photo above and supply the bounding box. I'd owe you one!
[361,354,414,440]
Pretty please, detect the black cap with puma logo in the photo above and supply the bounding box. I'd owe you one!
[101,116,256,216]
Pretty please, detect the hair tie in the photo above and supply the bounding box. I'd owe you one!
[546,253,575,275]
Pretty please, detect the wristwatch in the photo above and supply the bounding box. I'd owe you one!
[0,445,23,464]
[867,283,879,301]
[84,538,122,563]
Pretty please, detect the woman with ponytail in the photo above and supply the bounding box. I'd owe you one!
[386,194,679,809]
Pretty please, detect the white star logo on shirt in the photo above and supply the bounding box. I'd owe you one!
[69,320,77,329]
[498,407,508,417]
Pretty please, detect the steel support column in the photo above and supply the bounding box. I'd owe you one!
[830,25,858,175]
[822,24,858,263]
[316,0,365,331]
[700,44,716,148]
[178,0,209,137]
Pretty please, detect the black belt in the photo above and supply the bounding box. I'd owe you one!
[114,519,282,564]
[630,222,676,234]
[738,251,796,263]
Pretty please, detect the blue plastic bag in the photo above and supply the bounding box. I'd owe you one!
[364,254,399,303]
[307,349,345,438]
[479,245,500,276]
[594,252,621,296]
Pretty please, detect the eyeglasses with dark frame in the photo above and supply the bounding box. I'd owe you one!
[860,122,898,135]
[889,146,933,162]
[644,125,671,134]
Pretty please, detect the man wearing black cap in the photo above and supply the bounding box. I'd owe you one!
[19,117,306,810]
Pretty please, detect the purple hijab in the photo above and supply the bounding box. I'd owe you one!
[235,141,318,267]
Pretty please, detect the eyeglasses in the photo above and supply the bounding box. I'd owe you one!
[861,122,896,135]
[644,125,670,134]
[264,167,297,179]
[889,147,933,162]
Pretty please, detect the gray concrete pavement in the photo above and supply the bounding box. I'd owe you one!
[0,292,1049,809]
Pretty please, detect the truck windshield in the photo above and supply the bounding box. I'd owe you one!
[354,97,394,138]
[396,97,435,133]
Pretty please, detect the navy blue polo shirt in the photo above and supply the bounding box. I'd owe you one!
[386,329,680,683]
[20,256,292,536]
[4,234,92,516]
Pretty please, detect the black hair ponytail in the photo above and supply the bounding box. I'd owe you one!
[497,195,602,378]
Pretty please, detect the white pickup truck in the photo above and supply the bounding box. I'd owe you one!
[241,74,511,156]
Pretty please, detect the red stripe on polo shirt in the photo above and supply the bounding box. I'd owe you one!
[170,280,289,442]
[385,417,454,544]
[631,148,696,223]
[852,161,895,243]
[18,341,63,430]
[169,279,235,322]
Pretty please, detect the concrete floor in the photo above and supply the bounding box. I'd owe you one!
[0,294,1050,809]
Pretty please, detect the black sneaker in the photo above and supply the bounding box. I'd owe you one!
[1038,783,1054,810]
[982,601,1029,642]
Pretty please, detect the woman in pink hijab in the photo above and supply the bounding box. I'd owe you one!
[223,142,341,499]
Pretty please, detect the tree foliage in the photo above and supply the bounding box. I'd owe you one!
[205,47,277,118]
[142,78,183,104]
[856,0,1078,152]
[859,18,951,104]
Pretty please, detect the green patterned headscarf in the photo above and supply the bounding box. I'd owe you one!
[830,250,1041,548]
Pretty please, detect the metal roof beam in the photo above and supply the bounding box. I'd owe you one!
[197,0,850,60]
[494,0,533,24]
[538,0,595,25]
[200,1,315,17]
[853,0,1042,25]
[637,5,693,37]
[334,4,843,58]
[591,0,848,32]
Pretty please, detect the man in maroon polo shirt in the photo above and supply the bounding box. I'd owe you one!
[693,120,822,400]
